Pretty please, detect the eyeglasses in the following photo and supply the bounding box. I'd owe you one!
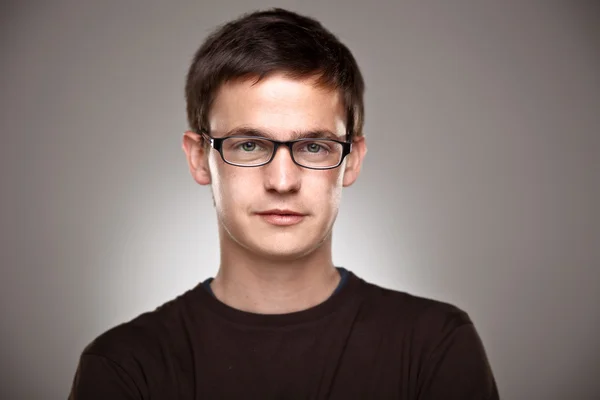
[200,132,352,170]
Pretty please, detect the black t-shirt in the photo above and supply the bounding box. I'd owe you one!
[69,269,499,399]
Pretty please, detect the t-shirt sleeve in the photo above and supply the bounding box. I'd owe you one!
[68,353,143,400]
[417,318,499,400]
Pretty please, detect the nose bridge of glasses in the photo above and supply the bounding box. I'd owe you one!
[271,141,298,165]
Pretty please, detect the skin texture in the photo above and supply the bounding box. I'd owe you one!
[182,73,366,314]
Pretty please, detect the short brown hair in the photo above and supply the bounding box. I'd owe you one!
[185,8,365,140]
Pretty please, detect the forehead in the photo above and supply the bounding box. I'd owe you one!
[208,74,347,139]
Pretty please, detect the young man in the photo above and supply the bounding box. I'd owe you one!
[70,8,499,399]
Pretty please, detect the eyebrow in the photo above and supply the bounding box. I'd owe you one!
[221,126,343,140]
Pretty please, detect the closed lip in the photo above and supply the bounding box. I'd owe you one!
[256,209,306,216]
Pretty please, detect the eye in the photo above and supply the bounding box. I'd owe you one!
[306,143,322,153]
[300,141,334,154]
[240,141,257,151]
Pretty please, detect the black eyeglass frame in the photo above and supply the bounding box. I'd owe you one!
[200,130,353,170]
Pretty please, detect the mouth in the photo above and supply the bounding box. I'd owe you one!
[255,209,306,226]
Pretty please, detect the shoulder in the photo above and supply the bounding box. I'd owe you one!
[371,289,499,398]
[357,277,472,329]
[70,284,209,397]
[354,277,478,353]
[81,284,201,363]
[355,277,498,397]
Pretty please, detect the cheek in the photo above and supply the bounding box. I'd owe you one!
[330,170,346,211]
[210,158,256,213]
[329,179,343,210]
[311,170,344,211]
[208,157,233,211]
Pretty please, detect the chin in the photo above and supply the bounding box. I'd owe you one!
[220,216,332,261]
[246,238,320,261]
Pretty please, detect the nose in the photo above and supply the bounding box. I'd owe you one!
[263,145,302,193]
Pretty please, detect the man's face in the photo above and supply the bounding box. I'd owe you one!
[184,74,365,261]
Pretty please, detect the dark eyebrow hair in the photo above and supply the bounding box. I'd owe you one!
[221,126,344,140]
[222,127,265,138]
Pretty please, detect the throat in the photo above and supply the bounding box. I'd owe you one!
[207,266,344,314]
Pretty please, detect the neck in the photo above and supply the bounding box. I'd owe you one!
[211,228,340,314]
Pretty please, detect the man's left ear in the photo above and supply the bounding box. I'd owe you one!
[342,136,367,187]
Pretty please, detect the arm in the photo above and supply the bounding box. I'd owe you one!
[68,353,143,400]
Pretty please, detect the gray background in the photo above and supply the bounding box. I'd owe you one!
[1,0,599,399]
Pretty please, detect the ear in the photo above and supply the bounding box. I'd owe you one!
[342,135,367,187]
[182,131,211,185]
